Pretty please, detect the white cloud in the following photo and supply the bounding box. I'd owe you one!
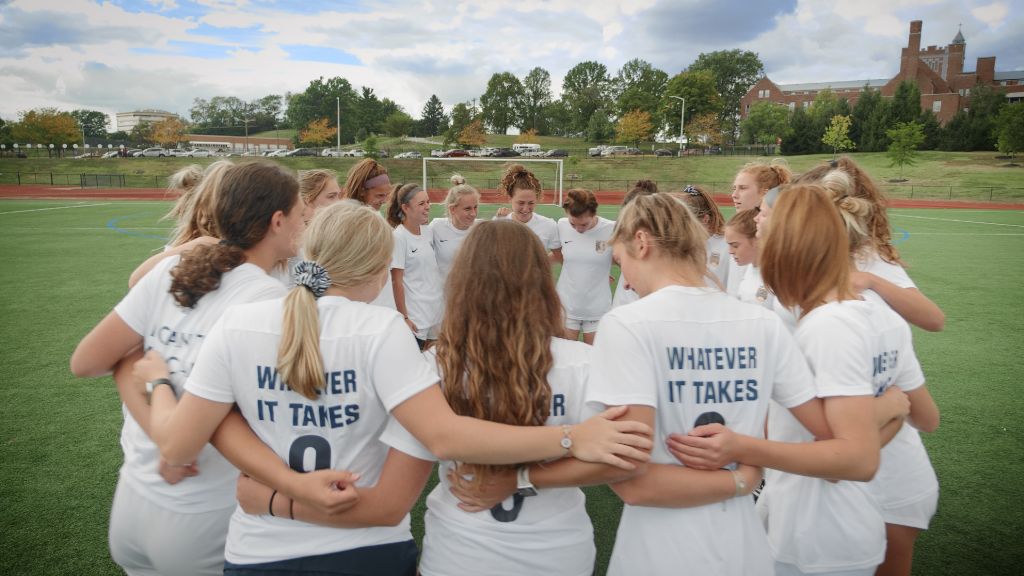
[972,2,1009,28]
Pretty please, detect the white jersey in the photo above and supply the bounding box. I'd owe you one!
[736,265,776,310]
[556,217,615,321]
[429,217,476,279]
[856,250,916,289]
[759,300,888,573]
[706,233,730,289]
[387,340,596,576]
[726,260,749,296]
[392,225,444,338]
[497,212,561,251]
[611,274,640,309]
[113,256,286,513]
[185,295,439,565]
[587,285,817,576]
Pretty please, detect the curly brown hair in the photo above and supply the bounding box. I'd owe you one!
[622,179,658,206]
[436,220,561,486]
[498,164,542,199]
[170,161,299,308]
[342,159,388,205]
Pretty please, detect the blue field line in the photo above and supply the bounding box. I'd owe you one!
[106,214,169,241]
[893,227,910,245]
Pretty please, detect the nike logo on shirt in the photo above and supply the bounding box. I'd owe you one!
[563,240,573,244]
[411,248,419,253]
[438,239,448,242]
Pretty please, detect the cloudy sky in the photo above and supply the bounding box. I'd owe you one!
[1,0,1020,131]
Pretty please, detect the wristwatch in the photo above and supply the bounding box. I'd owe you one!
[145,378,174,404]
[515,466,537,497]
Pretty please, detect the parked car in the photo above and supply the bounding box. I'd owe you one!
[708,146,722,154]
[167,149,191,157]
[520,150,545,157]
[588,145,607,157]
[491,148,520,157]
[343,149,366,158]
[266,149,289,157]
[600,145,629,157]
[101,150,121,159]
[443,149,470,158]
[430,149,445,158]
[138,147,167,157]
[544,149,569,157]
[321,148,341,157]
[654,148,674,157]
[626,147,642,155]
[480,147,500,157]
[187,149,212,158]
[285,148,319,157]
[394,151,422,159]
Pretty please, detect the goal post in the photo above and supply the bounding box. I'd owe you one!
[422,157,564,206]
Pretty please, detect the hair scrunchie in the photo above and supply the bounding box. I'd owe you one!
[293,260,331,298]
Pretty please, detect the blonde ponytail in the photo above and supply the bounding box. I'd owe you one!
[278,287,324,400]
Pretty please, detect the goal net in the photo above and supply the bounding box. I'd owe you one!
[422,157,564,206]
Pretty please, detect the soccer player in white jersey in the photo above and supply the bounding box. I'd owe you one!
[725,209,776,310]
[493,163,562,261]
[387,183,444,347]
[727,160,792,295]
[398,220,635,576]
[132,203,653,575]
[70,161,305,576]
[610,180,658,309]
[677,184,731,289]
[342,158,398,309]
[811,168,942,576]
[556,188,615,343]
[793,157,946,332]
[429,174,480,279]
[671,185,915,576]
[583,193,861,576]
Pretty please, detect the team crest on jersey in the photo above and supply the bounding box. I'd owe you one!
[756,286,769,302]
[595,240,608,254]
[709,251,721,267]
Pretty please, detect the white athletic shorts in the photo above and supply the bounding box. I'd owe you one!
[882,490,938,530]
[564,318,600,333]
[108,478,233,576]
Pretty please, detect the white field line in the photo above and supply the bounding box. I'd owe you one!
[0,202,112,215]
[907,232,1024,236]
[890,213,1024,228]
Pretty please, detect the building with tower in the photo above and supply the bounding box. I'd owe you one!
[740,20,1023,124]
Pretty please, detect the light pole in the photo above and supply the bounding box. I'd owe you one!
[336,96,341,155]
[669,95,685,156]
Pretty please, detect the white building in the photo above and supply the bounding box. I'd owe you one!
[116,109,180,133]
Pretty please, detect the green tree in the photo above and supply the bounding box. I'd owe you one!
[616,109,654,146]
[965,83,1006,150]
[822,114,855,158]
[996,102,1024,163]
[688,49,765,141]
[781,105,817,155]
[740,101,789,150]
[917,109,942,150]
[444,102,476,146]
[862,98,893,152]
[128,121,153,146]
[659,70,721,136]
[886,122,926,180]
[419,95,447,137]
[381,111,415,137]
[585,109,614,143]
[70,110,109,137]
[363,134,379,159]
[891,81,922,125]
[561,61,612,134]
[613,59,668,122]
[286,76,359,144]
[685,112,722,148]
[480,72,525,134]
[521,67,553,132]
[850,85,880,148]
[540,100,571,136]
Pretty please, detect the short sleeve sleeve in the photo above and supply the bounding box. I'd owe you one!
[545,219,561,250]
[391,229,407,270]
[767,317,817,408]
[380,417,436,461]
[183,316,236,404]
[114,256,178,335]
[797,315,874,398]
[586,313,658,409]
[369,315,439,411]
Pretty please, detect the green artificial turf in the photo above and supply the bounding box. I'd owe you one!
[0,200,1021,575]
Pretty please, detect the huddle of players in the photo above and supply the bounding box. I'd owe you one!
[71,156,941,576]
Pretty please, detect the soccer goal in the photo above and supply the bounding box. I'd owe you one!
[422,157,564,206]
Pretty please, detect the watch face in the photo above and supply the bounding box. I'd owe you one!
[560,437,572,449]
[516,486,538,497]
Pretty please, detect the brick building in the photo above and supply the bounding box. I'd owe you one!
[740,20,1024,124]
